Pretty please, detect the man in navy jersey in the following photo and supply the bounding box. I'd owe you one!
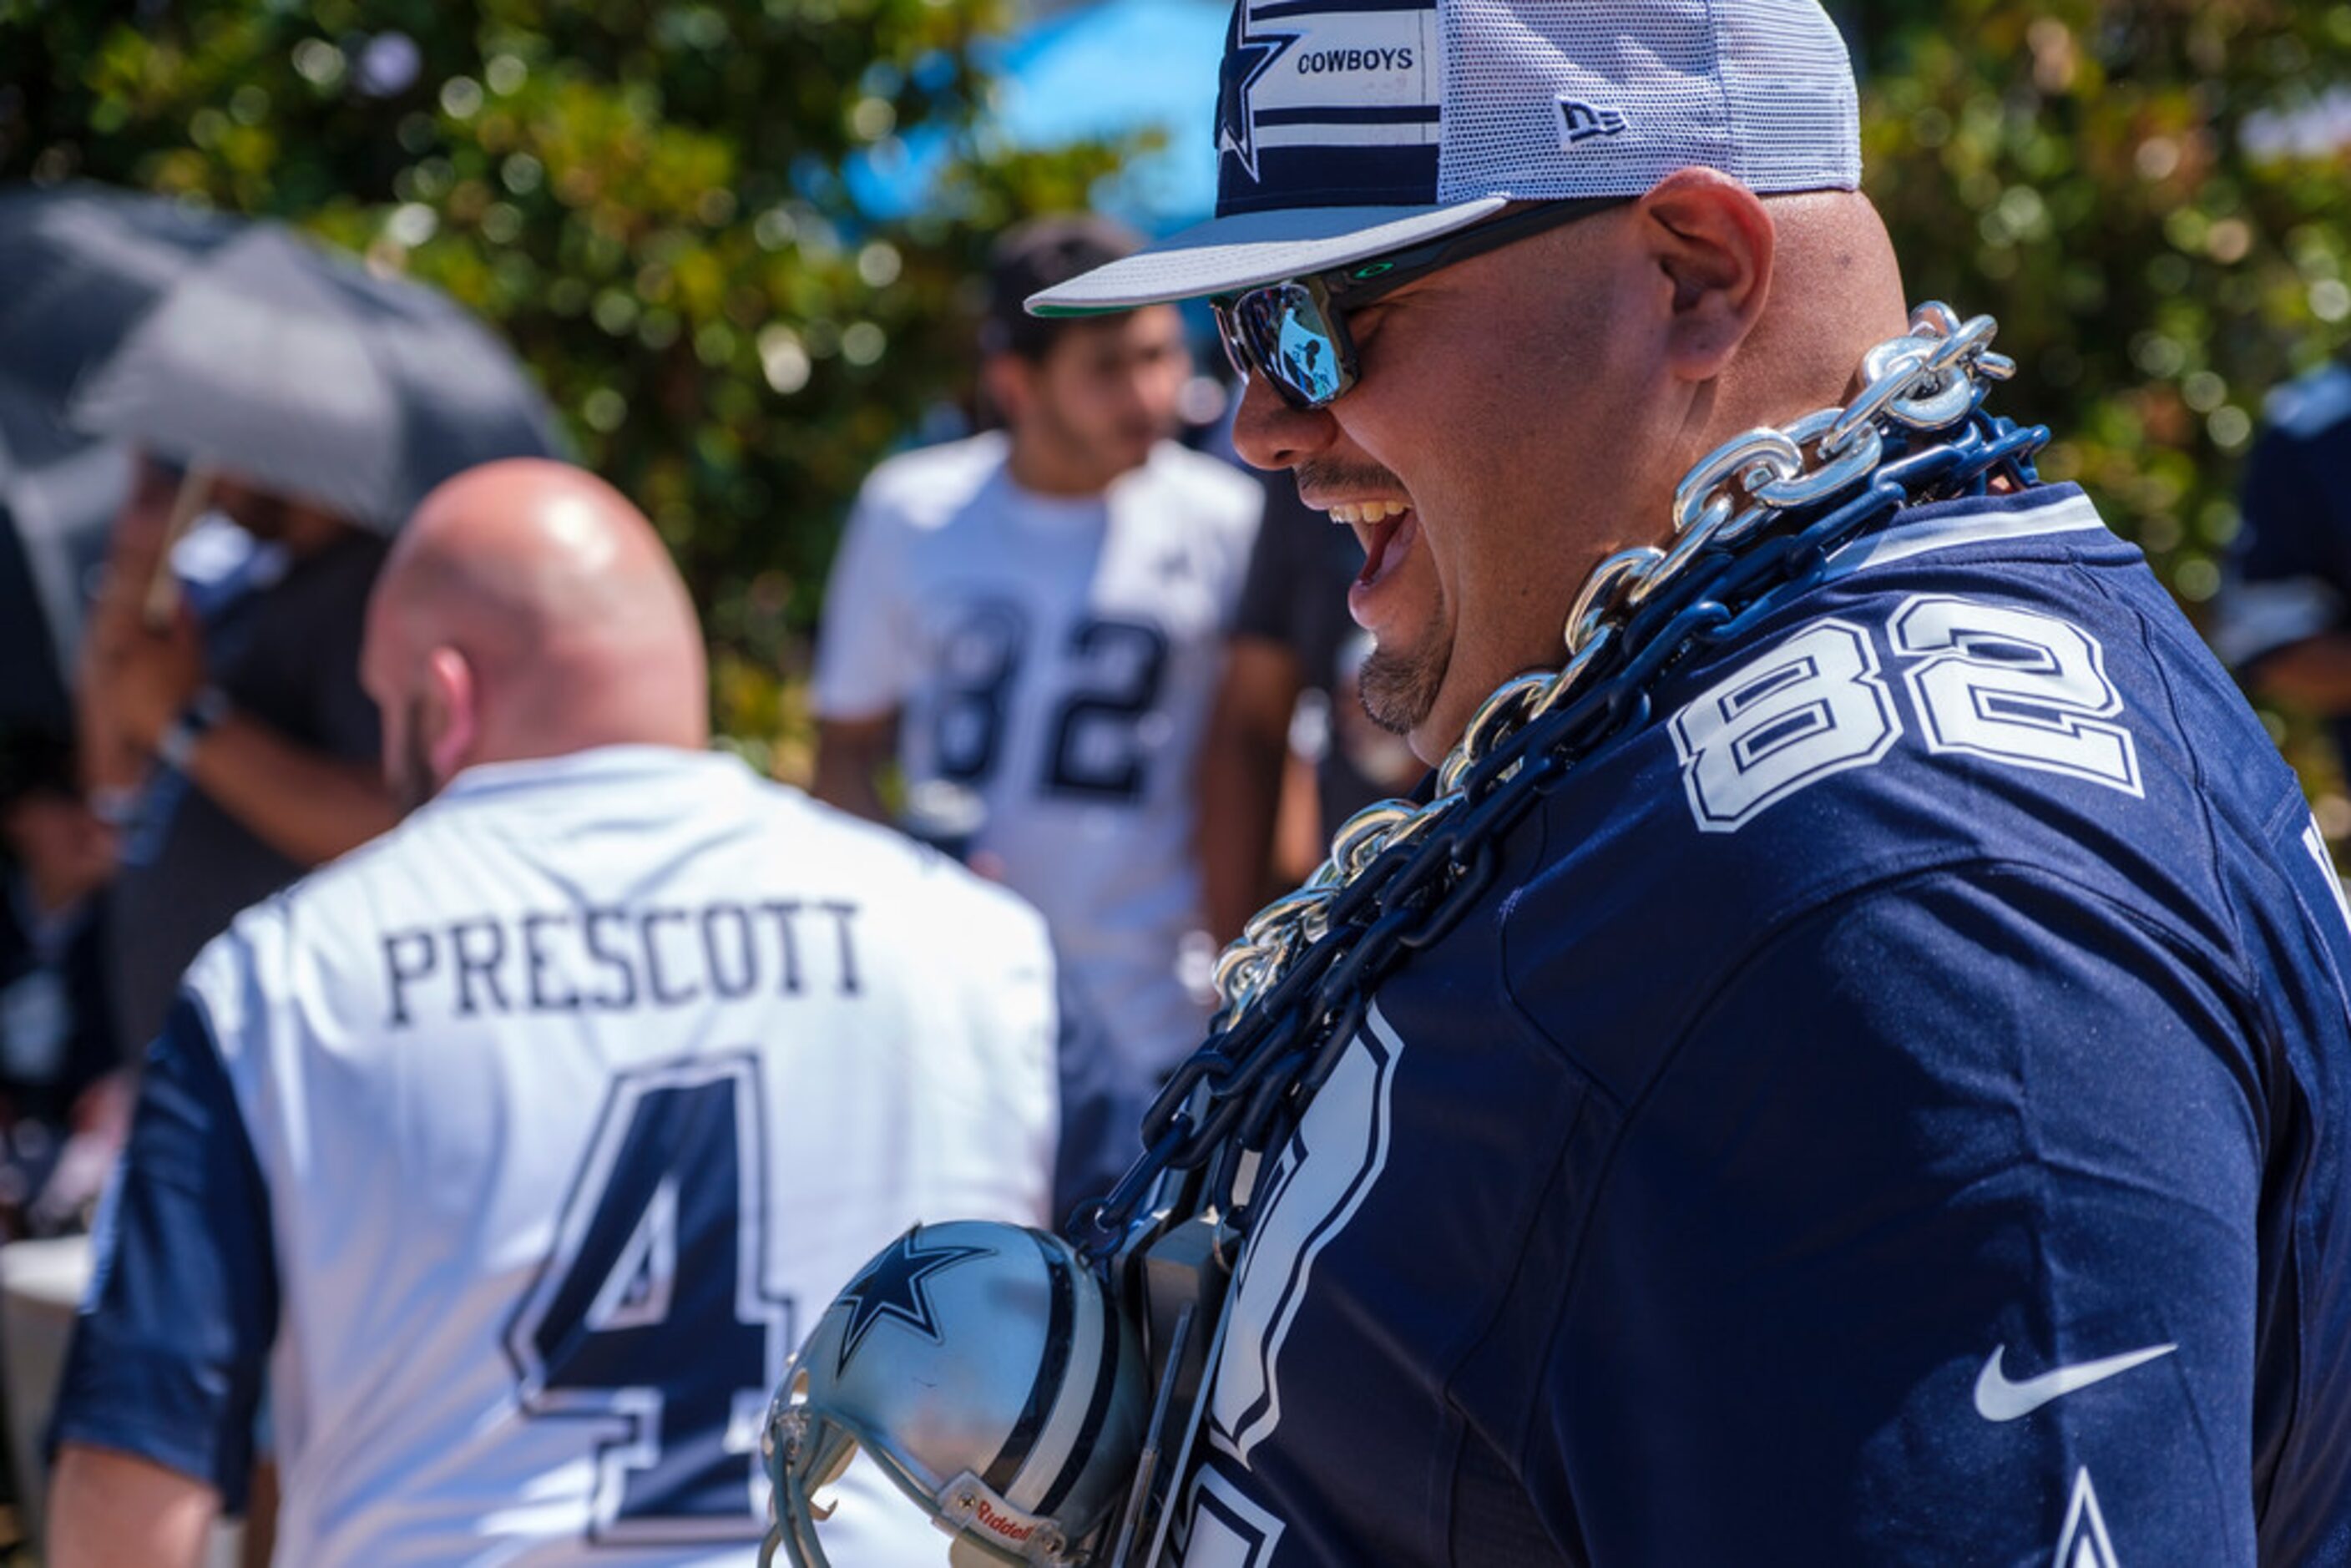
[2215,363,2351,774]
[1012,2,2351,1562]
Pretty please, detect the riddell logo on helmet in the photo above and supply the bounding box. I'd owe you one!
[973,1498,1037,1542]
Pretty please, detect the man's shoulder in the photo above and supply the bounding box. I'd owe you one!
[185,757,1058,1042]
[259,529,391,628]
[2264,362,2351,444]
[748,780,1054,936]
[1661,488,2271,878]
[1494,487,2287,1066]
[857,432,1013,529]
[285,754,1037,924]
[183,794,471,1016]
[719,782,1061,1000]
[1130,442,1265,522]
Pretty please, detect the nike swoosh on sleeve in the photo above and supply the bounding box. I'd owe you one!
[1973,1343,2178,1422]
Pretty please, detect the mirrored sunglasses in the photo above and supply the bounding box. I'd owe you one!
[1211,196,1634,411]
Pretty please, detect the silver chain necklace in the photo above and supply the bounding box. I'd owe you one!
[1076,301,2040,1259]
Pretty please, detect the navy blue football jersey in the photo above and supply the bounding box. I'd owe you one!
[1171,485,2351,1566]
[2216,362,2351,766]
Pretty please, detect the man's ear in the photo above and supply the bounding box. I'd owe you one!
[1637,168,1776,384]
[979,352,1034,428]
[424,645,478,787]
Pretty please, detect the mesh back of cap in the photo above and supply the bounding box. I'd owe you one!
[1438,0,1858,203]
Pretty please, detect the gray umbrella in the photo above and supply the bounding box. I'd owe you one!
[0,183,240,729]
[0,389,120,731]
[0,182,244,407]
[69,223,562,531]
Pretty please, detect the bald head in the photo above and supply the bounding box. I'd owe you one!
[364,459,707,810]
[1738,189,1911,411]
[1525,176,1910,540]
[1590,175,1910,462]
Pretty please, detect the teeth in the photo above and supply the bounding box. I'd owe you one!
[1327,500,1411,526]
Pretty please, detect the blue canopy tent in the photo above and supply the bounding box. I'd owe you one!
[848,0,1230,230]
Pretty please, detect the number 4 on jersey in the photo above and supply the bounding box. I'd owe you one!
[503,1055,792,1544]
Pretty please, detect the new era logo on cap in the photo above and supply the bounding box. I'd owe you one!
[1216,0,1443,213]
[1556,99,1628,146]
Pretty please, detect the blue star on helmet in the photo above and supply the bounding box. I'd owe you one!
[834,1227,994,1374]
[1216,4,1300,185]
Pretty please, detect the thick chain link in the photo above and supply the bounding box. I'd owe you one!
[1071,302,2046,1259]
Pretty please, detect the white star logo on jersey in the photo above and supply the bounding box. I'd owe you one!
[2052,1468,2121,1568]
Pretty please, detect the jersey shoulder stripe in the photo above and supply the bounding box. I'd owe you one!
[2264,362,2351,441]
[855,432,1015,530]
[1132,440,1269,525]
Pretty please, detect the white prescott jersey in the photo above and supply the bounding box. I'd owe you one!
[815,432,1261,1084]
[58,747,1063,1565]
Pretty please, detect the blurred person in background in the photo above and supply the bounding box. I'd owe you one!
[48,458,1087,1565]
[812,215,1261,1096]
[2213,362,2351,779]
[0,725,124,1237]
[78,455,396,1060]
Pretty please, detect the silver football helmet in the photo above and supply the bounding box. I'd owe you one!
[761,1220,1148,1567]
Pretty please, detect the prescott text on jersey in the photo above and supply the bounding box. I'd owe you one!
[380,898,865,1027]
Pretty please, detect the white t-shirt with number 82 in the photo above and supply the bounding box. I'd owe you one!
[816,432,1261,1085]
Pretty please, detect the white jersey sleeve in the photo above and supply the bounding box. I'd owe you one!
[813,438,1014,722]
[812,487,916,721]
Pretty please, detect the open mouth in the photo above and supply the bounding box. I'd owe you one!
[1327,499,1418,591]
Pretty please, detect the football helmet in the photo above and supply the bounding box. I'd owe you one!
[761,1220,1148,1567]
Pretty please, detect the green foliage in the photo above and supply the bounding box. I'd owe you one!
[0,0,1138,770]
[13,1,2351,795]
[1853,0,2351,798]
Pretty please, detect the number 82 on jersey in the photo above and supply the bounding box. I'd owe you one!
[1671,595,2144,834]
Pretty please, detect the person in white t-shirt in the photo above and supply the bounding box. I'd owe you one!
[47,459,1074,1566]
[812,217,1262,1095]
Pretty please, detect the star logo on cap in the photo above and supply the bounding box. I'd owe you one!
[834,1227,993,1375]
[1216,3,1299,185]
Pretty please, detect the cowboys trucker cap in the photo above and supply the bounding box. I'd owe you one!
[1028,0,1860,314]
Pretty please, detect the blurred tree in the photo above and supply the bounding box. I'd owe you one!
[1853,0,2351,818]
[15,2,2351,809]
[0,0,1140,774]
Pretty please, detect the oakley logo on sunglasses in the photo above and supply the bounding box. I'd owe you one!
[1557,99,1629,147]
